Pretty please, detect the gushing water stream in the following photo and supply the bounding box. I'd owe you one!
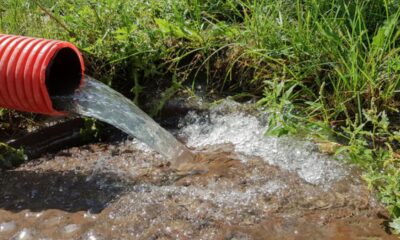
[52,76,193,163]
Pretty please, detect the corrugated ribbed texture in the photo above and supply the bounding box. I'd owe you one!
[0,34,84,115]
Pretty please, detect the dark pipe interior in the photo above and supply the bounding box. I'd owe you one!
[46,48,82,98]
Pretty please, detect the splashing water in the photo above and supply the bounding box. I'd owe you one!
[178,100,347,185]
[52,76,193,163]
[0,98,390,239]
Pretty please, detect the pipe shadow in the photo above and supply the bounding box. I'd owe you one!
[0,170,128,213]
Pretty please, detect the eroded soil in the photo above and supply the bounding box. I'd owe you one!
[0,140,395,240]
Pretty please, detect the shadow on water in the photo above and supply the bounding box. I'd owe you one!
[0,170,128,213]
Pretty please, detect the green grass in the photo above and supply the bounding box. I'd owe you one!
[2,0,400,232]
[0,143,25,169]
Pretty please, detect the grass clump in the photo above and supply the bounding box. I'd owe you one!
[0,143,26,170]
[2,0,400,231]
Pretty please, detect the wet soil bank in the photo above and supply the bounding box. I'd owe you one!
[0,101,397,239]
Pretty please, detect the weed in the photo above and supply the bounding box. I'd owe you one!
[0,143,26,170]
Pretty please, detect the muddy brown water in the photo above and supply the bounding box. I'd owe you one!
[0,141,395,240]
[0,101,397,240]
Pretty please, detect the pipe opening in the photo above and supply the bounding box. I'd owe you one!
[46,47,82,97]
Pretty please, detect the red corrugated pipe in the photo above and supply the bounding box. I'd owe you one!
[0,34,85,115]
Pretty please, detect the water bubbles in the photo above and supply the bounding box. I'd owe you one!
[23,211,43,218]
[83,231,102,240]
[63,224,80,234]
[83,211,97,220]
[108,212,116,220]
[11,228,33,240]
[260,181,286,195]
[0,221,16,232]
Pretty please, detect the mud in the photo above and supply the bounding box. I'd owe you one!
[0,140,395,240]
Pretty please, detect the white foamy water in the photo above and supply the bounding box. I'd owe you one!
[109,179,287,226]
[178,101,347,185]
